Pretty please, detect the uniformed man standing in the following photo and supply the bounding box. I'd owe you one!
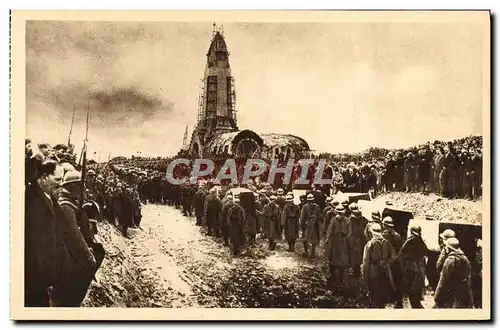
[436,229,456,276]
[434,238,474,308]
[398,225,428,308]
[362,223,396,308]
[263,195,281,250]
[300,194,322,258]
[322,196,333,238]
[381,217,404,308]
[364,211,381,241]
[347,203,367,278]
[181,183,193,217]
[322,200,338,239]
[228,196,246,256]
[204,189,222,236]
[281,193,300,252]
[192,185,206,226]
[57,170,98,307]
[325,204,351,287]
[220,194,234,245]
[255,191,269,236]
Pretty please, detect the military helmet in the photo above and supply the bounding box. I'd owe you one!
[270,195,277,201]
[306,194,314,201]
[370,223,382,234]
[285,194,294,201]
[277,188,284,195]
[382,216,394,227]
[439,229,456,241]
[409,224,422,236]
[62,170,81,185]
[445,237,460,251]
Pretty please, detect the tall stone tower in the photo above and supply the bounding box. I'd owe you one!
[189,25,238,157]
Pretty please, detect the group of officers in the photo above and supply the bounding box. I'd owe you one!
[116,164,476,309]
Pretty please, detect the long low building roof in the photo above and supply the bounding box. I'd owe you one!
[204,130,310,154]
[259,133,310,151]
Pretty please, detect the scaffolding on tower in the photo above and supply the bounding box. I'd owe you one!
[229,76,237,126]
[197,78,205,124]
[181,125,189,150]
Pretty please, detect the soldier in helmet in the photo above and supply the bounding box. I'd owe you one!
[322,200,338,239]
[281,193,300,252]
[325,204,351,287]
[299,193,322,258]
[192,185,206,226]
[181,183,194,217]
[220,194,234,245]
[362,223,396,308]
[364,211,381,241]
[347,203,367,278]
[436,229,456,275]
[381,216,404,308]
[434,238,474,308]
[57,170,98,306]
[205,188,222,237]
[228,196,246,255]
[263,195,281,250]
[398,224,428,308]
[255,190,269,236]
[322,196,333,237]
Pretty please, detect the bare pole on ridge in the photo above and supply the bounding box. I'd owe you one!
[67,103,76,148]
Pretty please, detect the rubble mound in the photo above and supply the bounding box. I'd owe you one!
[375,192,482,224]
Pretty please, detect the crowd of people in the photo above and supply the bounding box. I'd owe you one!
[24,134,480,309]
[24,138,141,307]
[114,164,477,309]
[118,135,483,201]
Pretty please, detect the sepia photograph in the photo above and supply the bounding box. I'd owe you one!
[10,10,490,320]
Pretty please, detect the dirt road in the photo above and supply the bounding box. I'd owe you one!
[83,203,379,308]
[84,202,439,308]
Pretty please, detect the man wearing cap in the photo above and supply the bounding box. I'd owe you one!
[300,194,322,258]
[436,229,456,275]
[263,195,281,250]
[434,238,474,308]
[281,194,300,252]
[398,224,428,308]
[381,216,404,307]
[362,223,397,308]
[347,203,367,278]
[57,170,98,306]
[227,196,246,256]
[325,204,351,286]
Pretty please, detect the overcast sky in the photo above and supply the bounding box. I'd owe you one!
[26,21,484,158]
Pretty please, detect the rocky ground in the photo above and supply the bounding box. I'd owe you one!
[377,192,482,224]
[82,192,481,308]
